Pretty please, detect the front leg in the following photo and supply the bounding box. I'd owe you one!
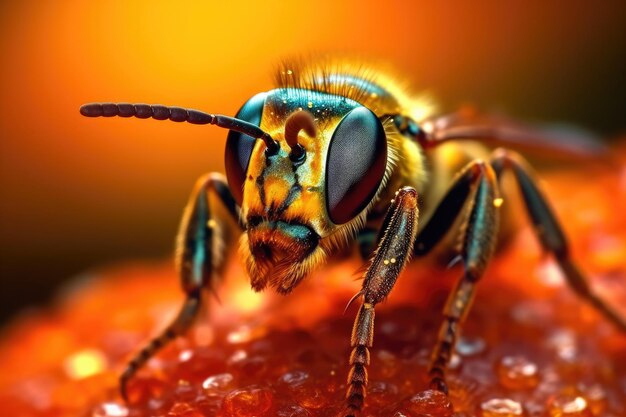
[120,173,240,400]
[345,187,419,416]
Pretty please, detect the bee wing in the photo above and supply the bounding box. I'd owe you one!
[422,109,608,160]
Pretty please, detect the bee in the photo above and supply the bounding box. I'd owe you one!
[80,58,625,415]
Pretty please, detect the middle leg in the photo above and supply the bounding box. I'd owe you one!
[413,160,501,394]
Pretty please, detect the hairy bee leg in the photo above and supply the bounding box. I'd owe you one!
[120,173,240,401]
[345,187,419,416]
[490,148,626,332]
[414,160,500,394]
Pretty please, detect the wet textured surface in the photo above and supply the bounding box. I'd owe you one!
[1,149,626,416]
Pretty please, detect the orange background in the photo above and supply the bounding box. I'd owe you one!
[1,1,625,322]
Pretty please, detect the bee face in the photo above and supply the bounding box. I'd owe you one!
[225,88,388,293]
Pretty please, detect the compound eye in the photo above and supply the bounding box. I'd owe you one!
[325,107,387,224]
[224,92,267,204]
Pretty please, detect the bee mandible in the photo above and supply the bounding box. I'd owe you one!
[80,59,625,415]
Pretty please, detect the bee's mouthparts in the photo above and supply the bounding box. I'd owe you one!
[247,219,320,263]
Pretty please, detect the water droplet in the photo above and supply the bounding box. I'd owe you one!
[178,349,193,362]
[547,329,578,360]
[456,336,486,356]
[92,402,129,417]
[547,395,592,416]
[227,325,253,344]
[279,370,309,386]
[174,380,196,402]
[405,390,454,416]
[228,349,247,363]
[496,355,540,390]
[579,383,607,415]
[124,375,169,405]
[202,373,234,391]
[291,379,328,409]
[173,346,226,383]
[536,367,561,396]
[480,398,524,416]
[368,380,399,407]
[221,387,273,416]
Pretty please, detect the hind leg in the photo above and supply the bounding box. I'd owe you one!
[418,151,625,396]
[490,148,626,331]
[120,173,241,400]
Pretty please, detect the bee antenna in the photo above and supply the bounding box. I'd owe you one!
[79,102,280,154]
[284,110,316,162]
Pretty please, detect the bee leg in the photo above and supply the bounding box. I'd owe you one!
[490,148,626,331]
[413,160,500,394]
[345,187,419,416]
[120,173,240,401]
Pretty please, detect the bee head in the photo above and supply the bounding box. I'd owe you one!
[226,88,388,293]
[78,88,390,295]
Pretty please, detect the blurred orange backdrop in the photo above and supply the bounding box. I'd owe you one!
[1,1,625,322]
